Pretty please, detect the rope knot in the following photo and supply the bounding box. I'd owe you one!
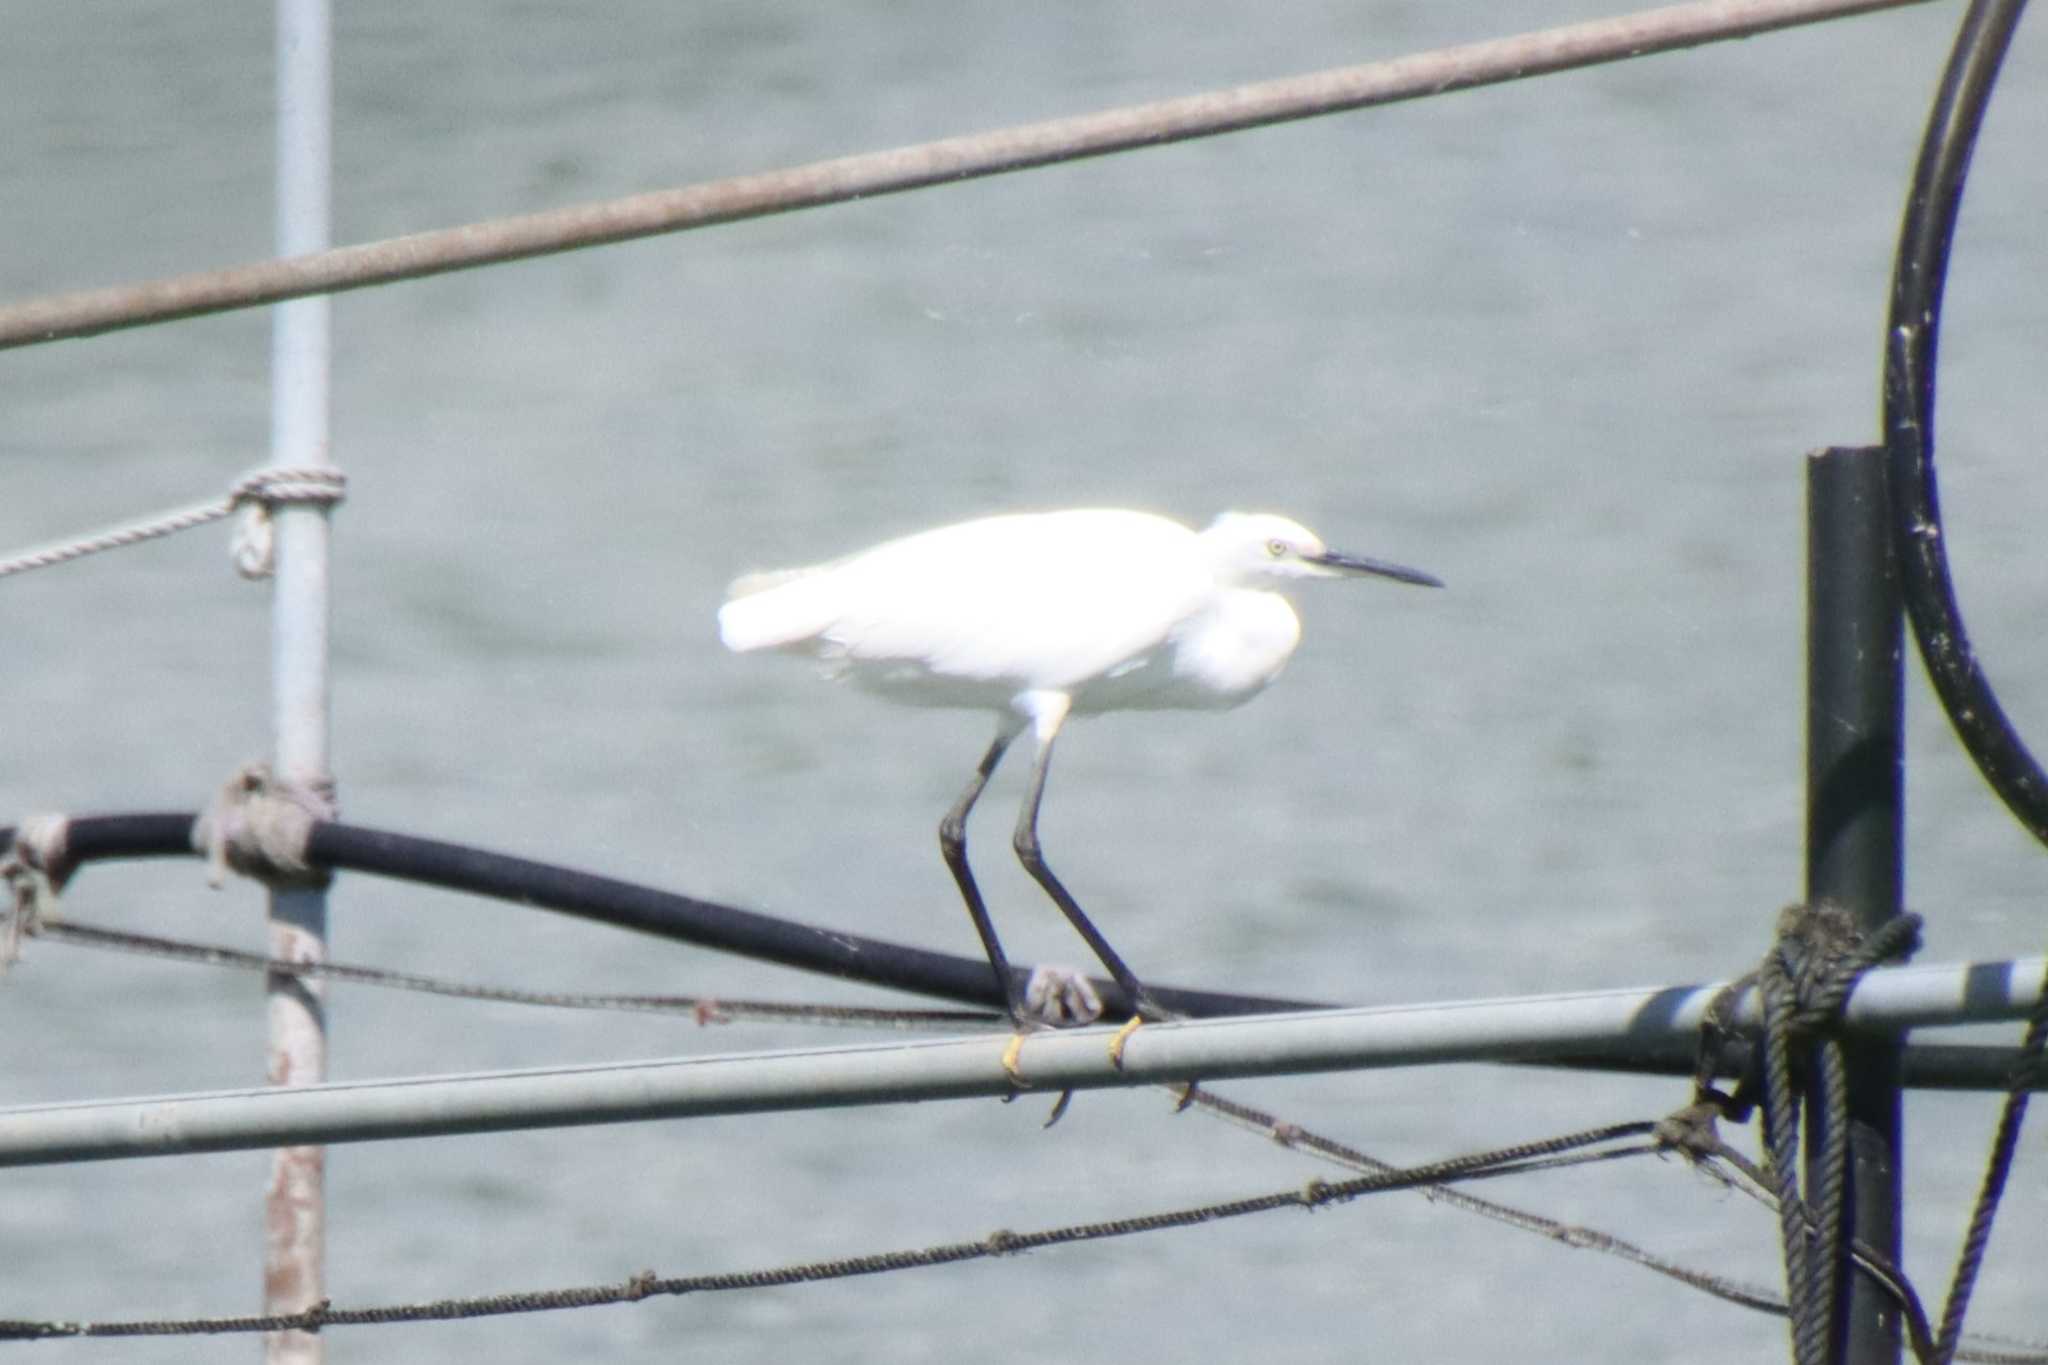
[1652,1098,1727,1164]
[1739,902,1926,1365]
[7,814,74,891]
[1768,901,1923,1035]
[228,467,347,579]
[2,815,74,967]
[191,763,337,890]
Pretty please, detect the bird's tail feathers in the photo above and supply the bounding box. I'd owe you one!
[718,567,837,653]
[726,566,815,600]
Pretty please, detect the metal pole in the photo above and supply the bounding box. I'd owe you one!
[1,956,2037,1167]
[267,2,333,1362]
[0,0,1934,350]
[1805,446,1906,1364]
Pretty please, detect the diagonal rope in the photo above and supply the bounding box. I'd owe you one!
[0,1123,1658,1341]
[1932,951,2048,1364]
[1184,1084,1794,1314]
[0,498,236,578]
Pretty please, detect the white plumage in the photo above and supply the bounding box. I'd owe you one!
[718,507,1440,1059]
[720,509,1434,712]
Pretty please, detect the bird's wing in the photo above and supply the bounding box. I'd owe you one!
[818,514,1207,686]
[718,510,1209,686]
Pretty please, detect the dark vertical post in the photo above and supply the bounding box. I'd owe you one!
[1806,445,1906,1365]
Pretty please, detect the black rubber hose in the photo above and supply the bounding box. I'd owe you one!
[1882,0,2046,846]
[3,814,1311,1020]
[45,812,195,863]
[6,814,2041,1088]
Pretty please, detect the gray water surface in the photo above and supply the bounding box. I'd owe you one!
[4,5,2045,1362]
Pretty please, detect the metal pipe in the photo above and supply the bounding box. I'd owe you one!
[1805,446,1906,1364]
[0,0,1930,350]
[8,812,2040,1090]
[267,2,334,1360]
[0,955,2037,1168]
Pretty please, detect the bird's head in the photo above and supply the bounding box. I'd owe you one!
[1203,512,1443,590]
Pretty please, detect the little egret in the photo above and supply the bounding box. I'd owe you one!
[718,508,1440,1071]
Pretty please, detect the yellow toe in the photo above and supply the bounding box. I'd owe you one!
[1107,1013,1145,1069]
[1000,1031,1029,1086]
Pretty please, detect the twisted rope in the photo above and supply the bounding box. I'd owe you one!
[0,1120,1658,1340]
[22,914,997,1030]
[0,467,345,582]
[1932,952,2048,1364]
[1744,904,1923,1365]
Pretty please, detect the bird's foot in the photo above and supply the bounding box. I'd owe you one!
[1106,990,1185,1070]
[1002,967,1105,1117]
[999,1029,1032,1088]
[1022,963,1104,1029]
[1107,1013,1146,1070]
[996,1034,1074,1126]
[1003,963,1104,1086]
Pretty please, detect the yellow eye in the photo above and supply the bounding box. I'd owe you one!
[1265,538,1288,558]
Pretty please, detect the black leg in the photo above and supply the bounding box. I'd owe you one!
[1011,729,1166,1021]
[940,728,1025,1020]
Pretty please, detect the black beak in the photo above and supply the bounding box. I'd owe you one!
[1308,549,1443,588]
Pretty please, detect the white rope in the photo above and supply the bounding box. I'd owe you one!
[0,467,346,582]
[226,467,347,579]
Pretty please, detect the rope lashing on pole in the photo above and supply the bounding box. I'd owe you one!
[1697,904,1924,1365]
[191,764,338,891]
[0,467,346,583]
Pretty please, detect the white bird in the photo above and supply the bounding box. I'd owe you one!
[718,508,1440,1069]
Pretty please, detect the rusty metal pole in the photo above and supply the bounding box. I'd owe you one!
[1805,445,1906,1365]
[264,1,333,1361]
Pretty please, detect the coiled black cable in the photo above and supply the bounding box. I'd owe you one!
[1882,0,2045,846]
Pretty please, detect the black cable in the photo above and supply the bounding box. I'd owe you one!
[1882,0,2045,846]
[7,815,2041,1092]
[43,812,195,864]
[2,814,1311,1021]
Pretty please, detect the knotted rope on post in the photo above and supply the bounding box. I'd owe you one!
[1686,902,1922,1365]
[1,815,74,967]
[227,467,346,579]
[191,764,338,891]
[0,467,345,582]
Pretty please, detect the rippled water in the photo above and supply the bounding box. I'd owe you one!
[4,5,2045,1362]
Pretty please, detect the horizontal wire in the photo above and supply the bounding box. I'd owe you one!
[26,916,996,1031]
[0,0,1928,349]
[0,1121,1660,1341]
